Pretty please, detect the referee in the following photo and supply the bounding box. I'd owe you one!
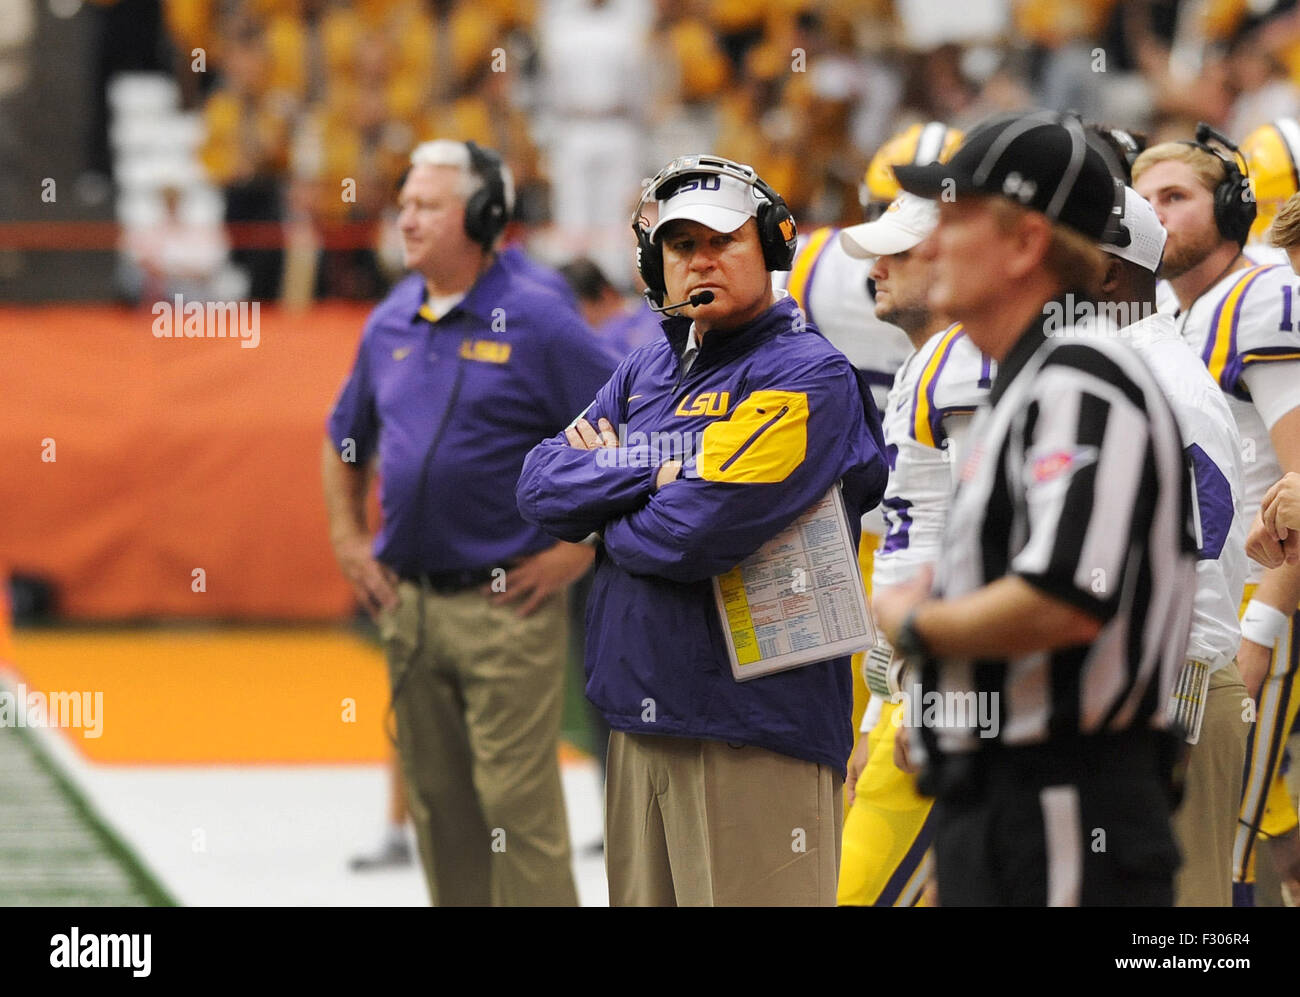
[873,111,1199,906]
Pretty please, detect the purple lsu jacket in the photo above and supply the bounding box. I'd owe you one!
[517,295,887,775]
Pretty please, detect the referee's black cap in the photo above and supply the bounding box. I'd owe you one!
[894,110,1126,242]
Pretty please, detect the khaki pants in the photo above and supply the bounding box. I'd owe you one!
[1173,660,1248,907]
[378,580,578,907]
[605,730,843,906]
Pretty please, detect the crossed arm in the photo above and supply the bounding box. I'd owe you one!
[517,359,887,583]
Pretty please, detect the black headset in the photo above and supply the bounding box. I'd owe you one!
[1181,123,1257,246]
[631,155,798,306]
[463,141,509,251]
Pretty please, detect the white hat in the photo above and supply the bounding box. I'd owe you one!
[839,193,939,258]
[1102,186,1167,273]
[650,172,765,242]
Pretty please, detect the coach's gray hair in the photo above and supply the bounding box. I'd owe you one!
[408,139,516,214]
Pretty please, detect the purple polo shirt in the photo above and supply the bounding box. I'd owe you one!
[327,256,619,576]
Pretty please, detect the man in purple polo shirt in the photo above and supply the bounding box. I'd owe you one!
[322,140,618,906]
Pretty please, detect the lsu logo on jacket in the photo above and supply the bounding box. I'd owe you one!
[459,339,512,364]
[675,391,730,417]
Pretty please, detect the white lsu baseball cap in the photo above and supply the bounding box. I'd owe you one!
[839,192,939,258]
[650,172,765,242]
[1101,186,1167,274]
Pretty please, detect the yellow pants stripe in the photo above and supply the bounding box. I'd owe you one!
[1234,585,1300,884]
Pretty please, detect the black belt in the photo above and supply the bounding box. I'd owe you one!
[399,567,496,595]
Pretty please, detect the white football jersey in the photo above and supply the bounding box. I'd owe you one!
[1156,277,1178,315]
[1150,236,1290,308]
[1128,312,1247,671]
[1173,262,1300,583]
[773,225,913,413]
[872,322,994,591]
[774,226,915,542]
[1246,242,1291,267]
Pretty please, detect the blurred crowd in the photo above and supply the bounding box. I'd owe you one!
[96,0,1300,299]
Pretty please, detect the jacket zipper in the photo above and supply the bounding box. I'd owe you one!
[670,350,696,400]
[669,352,712,410]
[718,405,789,473]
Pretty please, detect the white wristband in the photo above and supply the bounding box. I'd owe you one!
[861,694,885,734]
[1240,599,1289,649]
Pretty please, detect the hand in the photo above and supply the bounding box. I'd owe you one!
[1261,472,1300,565]
[565,416,619,450]
[487,541,595,617]
[872,566,935,646]
[1274,829,1300,896]
[845,731,871,808]
[332,533,399,618]
[920,878,939,907]
[655,460,683,491]
[1237,637,1273,702]
[1247,512,1289,569]
[894,722,919,774]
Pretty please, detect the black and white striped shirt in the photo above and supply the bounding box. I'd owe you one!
[923,307,1198,754]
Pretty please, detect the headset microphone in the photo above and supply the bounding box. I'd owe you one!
[645,289,715,313]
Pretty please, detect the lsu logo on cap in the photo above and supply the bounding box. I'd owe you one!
[671,176,722,195]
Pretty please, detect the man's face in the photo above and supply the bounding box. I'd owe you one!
[868,247,931,332]
[923,197,1007,324]
[396,164,478,277]
[659,218,773,330]
[1134,160,1224,279]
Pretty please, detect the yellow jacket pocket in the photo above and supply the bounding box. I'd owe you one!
[698,390,809,483]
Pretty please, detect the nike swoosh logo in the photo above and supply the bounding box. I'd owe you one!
[627,394,642,401]
[393,346,412,361]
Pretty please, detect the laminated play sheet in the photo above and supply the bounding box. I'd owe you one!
[713,486,877,681]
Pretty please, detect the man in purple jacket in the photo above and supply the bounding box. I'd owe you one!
[517,155,888,905]
[323,140,618,906]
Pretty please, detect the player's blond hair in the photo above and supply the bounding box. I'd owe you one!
[1269,191,1300,249]
[1131,142,1226,195]
[987,198,1109,293]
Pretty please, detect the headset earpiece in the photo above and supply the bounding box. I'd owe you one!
[463,141,509,251]
[1184,123,1257,246]
[753,178,798,271]
[1213,167,1256,245]
[633,213,667,306]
